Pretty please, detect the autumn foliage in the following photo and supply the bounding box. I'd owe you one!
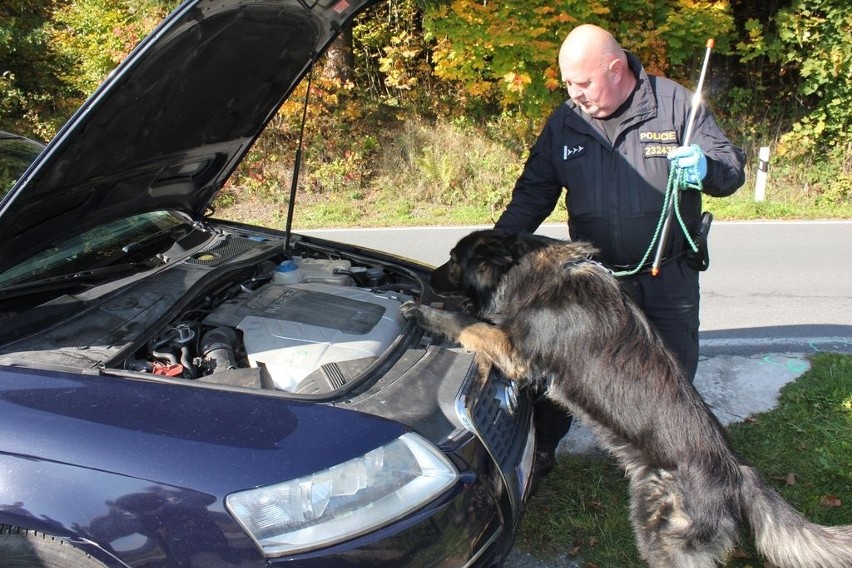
[1,0,850,202]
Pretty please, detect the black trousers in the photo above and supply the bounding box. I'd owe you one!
[534,258,701,453]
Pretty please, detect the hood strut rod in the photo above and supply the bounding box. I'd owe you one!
[284,53,317,254]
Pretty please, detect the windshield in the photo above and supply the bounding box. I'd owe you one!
[0,132,45,196]
[0,210,189,288]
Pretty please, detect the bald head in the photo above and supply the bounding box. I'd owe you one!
[558,25,624,72]
[558,25,636,118]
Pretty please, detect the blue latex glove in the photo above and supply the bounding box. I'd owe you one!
[667,144,707,188]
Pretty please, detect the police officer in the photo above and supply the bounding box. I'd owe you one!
[494,24,746,479]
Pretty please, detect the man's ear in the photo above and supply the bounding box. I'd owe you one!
[607,58,622,76]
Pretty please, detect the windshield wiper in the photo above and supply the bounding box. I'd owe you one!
[0,259,163,300]
[121,222,194,256]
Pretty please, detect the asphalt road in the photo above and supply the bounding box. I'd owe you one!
[302,220,852,352]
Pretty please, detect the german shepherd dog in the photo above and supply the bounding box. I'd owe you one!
[400,229,852,568]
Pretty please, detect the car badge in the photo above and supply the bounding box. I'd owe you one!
[497,380,519,417]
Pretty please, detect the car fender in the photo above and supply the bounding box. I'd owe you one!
[0,365,407,565]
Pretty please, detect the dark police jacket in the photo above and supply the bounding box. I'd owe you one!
[495,52,746,268]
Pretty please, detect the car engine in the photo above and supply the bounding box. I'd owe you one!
[202,278,409,393]
[126,252,418,396]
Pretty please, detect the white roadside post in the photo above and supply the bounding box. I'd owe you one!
[754,146,770,202]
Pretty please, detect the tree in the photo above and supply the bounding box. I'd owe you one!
[0,0,70,138]
[322,28,355,83]
[50,0,174,96]
[422,0,737,122]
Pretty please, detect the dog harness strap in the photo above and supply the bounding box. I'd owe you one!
[562,256,613,274]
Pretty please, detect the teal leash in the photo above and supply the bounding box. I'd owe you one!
[610,167,701,278]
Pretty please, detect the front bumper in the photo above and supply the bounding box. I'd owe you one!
[309,346,536,567]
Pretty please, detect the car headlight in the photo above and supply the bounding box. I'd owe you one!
[225,432,459,557]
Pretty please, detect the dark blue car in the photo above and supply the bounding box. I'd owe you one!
[0,1,535,566]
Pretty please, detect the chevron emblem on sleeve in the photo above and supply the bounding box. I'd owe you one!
[563,145,585,160]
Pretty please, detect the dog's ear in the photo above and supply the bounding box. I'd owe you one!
[477,235,520,266]
[470,241,514,275]
[469,246,515,283]
[487,254,515,270]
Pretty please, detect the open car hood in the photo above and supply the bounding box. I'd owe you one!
[0,0,376,273]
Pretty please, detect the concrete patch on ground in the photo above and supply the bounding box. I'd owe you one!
[504,551,584,568]
[695,353,810,426]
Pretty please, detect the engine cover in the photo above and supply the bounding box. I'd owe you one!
[204,282,408,392]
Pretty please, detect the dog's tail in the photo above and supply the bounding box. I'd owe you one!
[740,465,852,568]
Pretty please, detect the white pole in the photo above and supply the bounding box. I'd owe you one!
[755,146,770,202]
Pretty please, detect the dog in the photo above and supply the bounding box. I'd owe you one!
[400,229,852,568]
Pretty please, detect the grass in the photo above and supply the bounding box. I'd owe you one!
[214,115,852,230]
[514,352,852,567]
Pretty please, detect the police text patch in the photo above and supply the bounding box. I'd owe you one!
[639,130,677,143]
[640,129,677,158]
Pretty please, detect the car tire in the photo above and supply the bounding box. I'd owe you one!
[0,525,107,568]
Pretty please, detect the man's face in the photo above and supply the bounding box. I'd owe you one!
[561,59,619,118]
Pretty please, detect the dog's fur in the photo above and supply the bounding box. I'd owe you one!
[400,229,852,568]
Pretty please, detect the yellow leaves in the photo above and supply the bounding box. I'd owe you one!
[775,108,833,159]
[467,81,493,97]
[543,67,562,92]
[503,71,531,94]
[556,12,577,24]
[379,31,423,91]
[745,18,765,42]
[449,0,493,26]
[830,46,846,77]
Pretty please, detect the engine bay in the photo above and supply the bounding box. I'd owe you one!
[147,274,412,394]
[127,246,420,396]
[0,230,425,398]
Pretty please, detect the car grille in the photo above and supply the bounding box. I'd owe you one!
[469,369,532,472]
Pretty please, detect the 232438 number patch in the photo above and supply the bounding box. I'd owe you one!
[643,144,675,158]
